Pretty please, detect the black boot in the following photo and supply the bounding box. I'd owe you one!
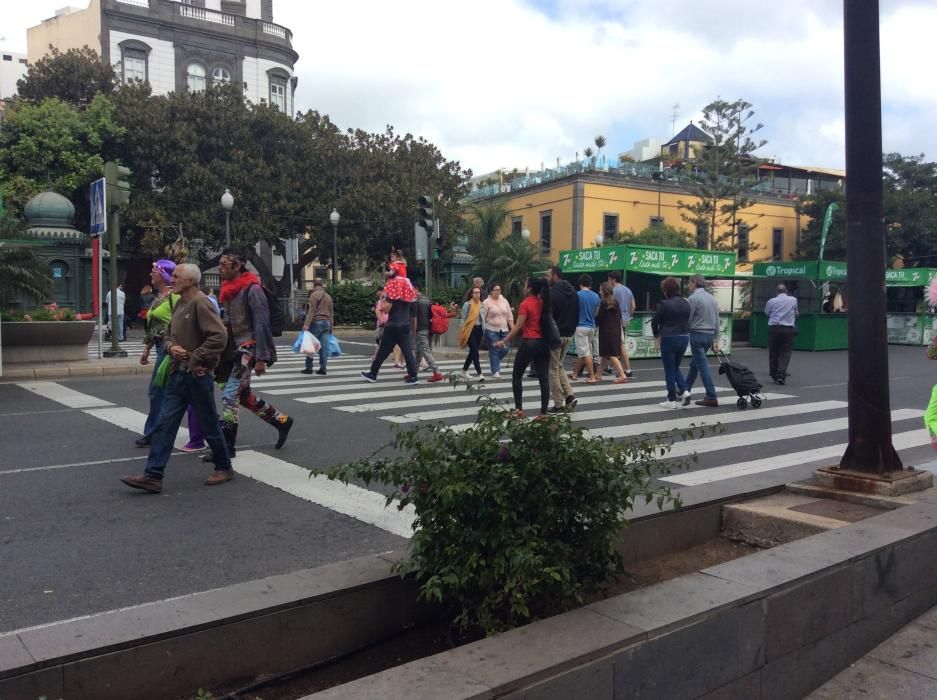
[203,423,237,461]
[275,416,294,449]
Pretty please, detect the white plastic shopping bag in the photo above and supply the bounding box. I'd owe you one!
[300,330,322,357]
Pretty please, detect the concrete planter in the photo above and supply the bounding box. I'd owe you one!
[0,321,95,364]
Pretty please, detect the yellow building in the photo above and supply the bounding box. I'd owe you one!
[468,170,813,268]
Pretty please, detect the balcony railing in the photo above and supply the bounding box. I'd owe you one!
[262,21,287,39]
[467,158,842,203]
[178,4,236,27]
[116,0,150,6]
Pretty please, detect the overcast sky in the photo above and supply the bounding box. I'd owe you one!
[3,1,934,175]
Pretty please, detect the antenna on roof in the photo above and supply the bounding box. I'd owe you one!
[670,103,680,136]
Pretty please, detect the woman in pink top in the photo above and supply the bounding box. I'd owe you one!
[482,282,514,378]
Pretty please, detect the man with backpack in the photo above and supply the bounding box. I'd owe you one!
[411,285,444,383]
[546,265,579,410]
[208,248,294,459]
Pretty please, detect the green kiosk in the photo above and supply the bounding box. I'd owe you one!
[558,244,738,360]
[751,262,937,350]
[749,260,848,350]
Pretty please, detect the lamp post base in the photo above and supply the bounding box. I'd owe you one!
[814,465,933,498]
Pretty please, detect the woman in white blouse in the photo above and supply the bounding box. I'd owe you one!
[481,283,514,378]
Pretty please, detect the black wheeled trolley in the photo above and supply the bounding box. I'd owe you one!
[717,350,765,409]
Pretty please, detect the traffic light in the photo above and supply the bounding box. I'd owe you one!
[417,194,434,234]
[104,161,132,208]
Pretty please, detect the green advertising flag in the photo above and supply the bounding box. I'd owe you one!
[818,202,839,262]
[624,245,735,276]
[559,246,625,273]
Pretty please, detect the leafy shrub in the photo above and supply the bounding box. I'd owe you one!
[326,386,711,635]
[3,307,76,321]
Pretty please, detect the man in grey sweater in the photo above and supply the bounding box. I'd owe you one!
[683,275,721,407]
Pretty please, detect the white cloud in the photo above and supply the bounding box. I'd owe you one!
[4,0,934,173]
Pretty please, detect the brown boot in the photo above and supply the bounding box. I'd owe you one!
[120,475,162,493]
[205,469,235,486]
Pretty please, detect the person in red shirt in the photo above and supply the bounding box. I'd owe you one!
[494,277,551,416]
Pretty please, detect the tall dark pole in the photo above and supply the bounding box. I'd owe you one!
[224,210,231,248]
[103,208,126,357]
[838,0,901,474]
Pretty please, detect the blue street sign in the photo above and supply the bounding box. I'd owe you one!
[90,177,106,236]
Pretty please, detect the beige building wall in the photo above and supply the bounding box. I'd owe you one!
[498,184,575,259]
[27,0,102,65]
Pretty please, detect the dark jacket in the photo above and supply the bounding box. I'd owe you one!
[550,279,579,336]
[651,297,691,338]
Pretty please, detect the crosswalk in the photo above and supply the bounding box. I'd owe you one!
[248,352,932,487]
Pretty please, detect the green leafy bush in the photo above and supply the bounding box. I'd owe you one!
[3,307,76,321]
[326,387,711,635]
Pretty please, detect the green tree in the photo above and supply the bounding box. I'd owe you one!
[882,153,937,266]
[465,202,510,257]
[474,236,549,305]
[619,223,696,248]
[0,217,52,307]
[16,46,118,109]
[0,95,124,224]
[678,98,767,251]
[794,190,847,260]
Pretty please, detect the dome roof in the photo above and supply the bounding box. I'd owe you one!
[24,191,76,228]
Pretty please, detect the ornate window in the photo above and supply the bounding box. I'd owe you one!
[186,62,206,91]
[212,66,231,84]
[269,79,286,111]
[119,40,151,84]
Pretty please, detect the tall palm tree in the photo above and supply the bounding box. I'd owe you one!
[466,202,509,257]
[475,236,548,305]
[0,217,52,307]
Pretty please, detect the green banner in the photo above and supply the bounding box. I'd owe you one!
[885,268,931,286]
[753,261,817,278]
[818,262,848,281]
[818,202,839,262]
[559,246,626,272]
[623,245,736,276]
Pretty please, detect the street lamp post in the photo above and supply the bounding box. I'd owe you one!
[221,188,234,248]
[329,208,340,286]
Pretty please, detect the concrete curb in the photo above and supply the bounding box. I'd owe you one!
[304,503,937,700]
[0,360,147,381]
[0,551,431,700]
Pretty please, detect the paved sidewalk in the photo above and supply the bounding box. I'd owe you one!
[809,603,937,698]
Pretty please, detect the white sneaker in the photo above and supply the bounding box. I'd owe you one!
[492,372,501,379]
[658,400,679,409]
[681,390,692,407]
[474,373,485,382]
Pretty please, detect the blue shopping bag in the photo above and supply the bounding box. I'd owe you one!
[328,334,342,357]
[291,330,304,354]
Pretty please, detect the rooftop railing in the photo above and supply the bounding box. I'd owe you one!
[116,0,150,7]
[178,4,236,27]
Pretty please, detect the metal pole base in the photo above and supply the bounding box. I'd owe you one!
[103,348,128,358]
[817,464,932,497]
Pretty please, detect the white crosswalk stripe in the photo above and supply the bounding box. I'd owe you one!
[191,353,933,489]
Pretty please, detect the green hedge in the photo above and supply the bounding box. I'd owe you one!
[322,281,470,326]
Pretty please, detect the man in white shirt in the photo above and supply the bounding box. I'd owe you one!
[104,284,127,342]
[764,284,798,385]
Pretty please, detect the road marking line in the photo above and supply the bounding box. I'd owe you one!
[17,381,115,408]
[84,407,191,449]
[232,450,414,539]
[663,409,923,460]
[445,400,848,436]
[381,388,774,423]
[662,428,931,486]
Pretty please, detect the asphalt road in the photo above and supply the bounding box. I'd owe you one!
[2,332,935,632]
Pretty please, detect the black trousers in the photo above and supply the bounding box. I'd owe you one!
[767,325,796,379]
[462,325,482,373]
[512,338,551,415]
[370,324,417,378]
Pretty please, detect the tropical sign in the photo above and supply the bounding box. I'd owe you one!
[754,260,847,281]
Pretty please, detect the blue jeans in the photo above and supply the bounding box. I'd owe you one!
[143,342,167,438]
[144,371,231,480]
[685,332,717,400]
[660,335,689,401]
[304,320,331,371]
[485,329,509,374]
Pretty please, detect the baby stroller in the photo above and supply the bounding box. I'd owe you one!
[717,350,765,409]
